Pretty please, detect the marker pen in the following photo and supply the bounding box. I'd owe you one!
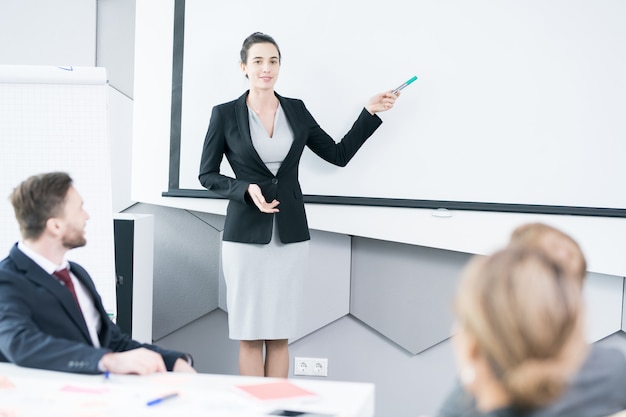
[392,75,418,94]
[146,392,180,406]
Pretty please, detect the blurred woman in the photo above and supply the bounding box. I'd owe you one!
[451,247,588,416]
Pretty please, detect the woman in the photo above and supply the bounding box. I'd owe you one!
[451,247,588,416]
[198,32,399,377]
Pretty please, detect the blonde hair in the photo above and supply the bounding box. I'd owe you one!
[509,222,587,283]
[455,247,584,409]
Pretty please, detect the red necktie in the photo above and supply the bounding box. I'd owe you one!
[53,268,80,307]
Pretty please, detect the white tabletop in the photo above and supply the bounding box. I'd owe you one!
[0,363,374,417]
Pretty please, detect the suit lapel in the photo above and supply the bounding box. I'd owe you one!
[69,262,108,346]
[276,94,307,176]
[234,92,272,174]
[10,245,93,344]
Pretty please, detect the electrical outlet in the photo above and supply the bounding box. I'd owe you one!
[294,357,328,377]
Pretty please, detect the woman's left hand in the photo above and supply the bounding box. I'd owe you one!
[365,91,399,115]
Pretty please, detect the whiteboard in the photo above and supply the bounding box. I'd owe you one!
[0,65,116,313]
[171,0,626,212]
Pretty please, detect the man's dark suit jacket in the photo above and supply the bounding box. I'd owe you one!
[0,244,186,374]
[198,91,382,244]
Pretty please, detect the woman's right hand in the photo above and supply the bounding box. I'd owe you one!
[365,90,399,115]
[247,184,280,213]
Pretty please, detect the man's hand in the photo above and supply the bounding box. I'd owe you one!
[100,348,167,375]
[173,358,196,373]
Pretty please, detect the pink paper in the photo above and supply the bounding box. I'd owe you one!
[237,380,316,401]
[60,385,109,394]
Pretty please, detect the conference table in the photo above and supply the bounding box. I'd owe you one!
[0,363,374,417]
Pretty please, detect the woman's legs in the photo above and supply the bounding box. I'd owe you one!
[238,339,289,377]
[264,339,289,378]
[239,340,264,376]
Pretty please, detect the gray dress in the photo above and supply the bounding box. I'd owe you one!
[221,104,309,340]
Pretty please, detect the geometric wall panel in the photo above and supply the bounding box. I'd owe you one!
[294,229,352,341]
[123,203,221,340]
[189,210,226,231]
[351,237,472,354]
[584,272,624,342]
[622,277,626,332]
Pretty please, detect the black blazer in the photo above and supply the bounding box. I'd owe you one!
[0,244,187,374]
[198,91,382,244]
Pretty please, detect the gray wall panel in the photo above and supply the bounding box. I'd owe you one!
[155,309,240,375]
[124,203,220,339]
[289,315,458,417]
[623,277,626,333]
[583,272,624,341]
[351,237,471,354]
[295,229,351,340]
[96,0,136,97]
[190,210,226,231]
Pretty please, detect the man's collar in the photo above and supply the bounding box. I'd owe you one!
[17,241,69,274]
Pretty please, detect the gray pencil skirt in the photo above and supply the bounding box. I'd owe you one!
[221,221,309,341]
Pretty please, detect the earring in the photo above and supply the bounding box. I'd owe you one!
[460,366,476,386]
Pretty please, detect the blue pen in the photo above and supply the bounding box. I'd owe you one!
[146,392,180,406]
[392,75,418,94]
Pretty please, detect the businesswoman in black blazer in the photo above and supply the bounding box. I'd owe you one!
[199,32,399,377]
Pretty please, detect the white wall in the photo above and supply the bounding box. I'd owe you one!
[0,1,96,66]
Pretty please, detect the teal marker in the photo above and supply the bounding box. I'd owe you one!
[392,76,418,94]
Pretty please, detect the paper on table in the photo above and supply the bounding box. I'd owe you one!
[60,385,109,394]
[0,376,15,389]
[237,381,316,401]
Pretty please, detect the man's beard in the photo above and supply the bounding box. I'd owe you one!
[62,233,86,250]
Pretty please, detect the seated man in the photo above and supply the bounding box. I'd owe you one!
[0,172,195,375]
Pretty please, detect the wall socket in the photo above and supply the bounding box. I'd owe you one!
[294,357,328,377]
